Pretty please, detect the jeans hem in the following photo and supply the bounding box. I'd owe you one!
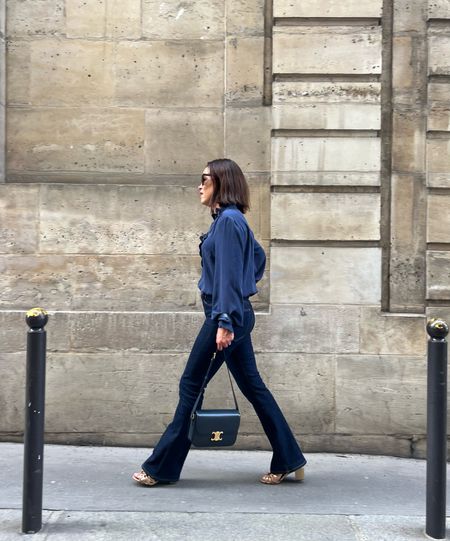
[270,457,307,475]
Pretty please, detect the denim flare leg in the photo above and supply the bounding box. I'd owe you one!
[141,297,306,482]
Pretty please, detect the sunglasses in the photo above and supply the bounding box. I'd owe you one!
[201,174,212,185]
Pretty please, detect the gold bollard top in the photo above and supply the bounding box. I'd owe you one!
[427,318,449,341]
[26,308,49,330]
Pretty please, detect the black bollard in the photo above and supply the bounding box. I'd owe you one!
[426,318,449,540]
[22,308,48,534]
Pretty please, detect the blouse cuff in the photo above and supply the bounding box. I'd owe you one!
[217,313,234,333]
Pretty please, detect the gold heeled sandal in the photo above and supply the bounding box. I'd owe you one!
[260,467,305,485]
[132,469,159,487]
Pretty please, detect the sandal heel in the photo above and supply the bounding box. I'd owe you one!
[260,466,305,485]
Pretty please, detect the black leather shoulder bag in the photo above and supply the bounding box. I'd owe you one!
[188,351,240,447]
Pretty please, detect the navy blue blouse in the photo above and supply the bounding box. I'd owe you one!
[198,204,266,333]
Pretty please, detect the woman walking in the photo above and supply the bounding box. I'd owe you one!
[132,158,306,486]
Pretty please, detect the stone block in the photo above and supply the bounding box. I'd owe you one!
[0,184,39,253]
[246,176,270,241]
[392,37,416,99]
[391,112,426,173]
[428,80,450,130]
[145,109,223,175]
[0,350,333,437]
[393,0,428,33]
[336,355,427,434]
[273,81,381,130]
[255,353,335,433]
[7,108,145,173]
[66,0,141,38]
[105,0,141,39]
[429,29,450,75]
[43,353,185,433]
[6,0,64,36]
[226,0,265,36]
[427,139,450,188]
[67,304,354,357]
[0,19,3,99]
[252,304,360,354]
[427,251,450,300]
[256,175,271,240]
[429,81,450,104]
[0,0,5,38]
[0,38,4,106]
[39,184,210,255]
[298,434,416,457]
[6,41,31,105]
[0,106,3,181]
[271,171,381,187]
[359,307,426,355]
[25,39,115,106]
[388,173,427,313]
[414,437,450,461]
[271,193,380,241]
[427,134,450,181]
[272,136,381,173]
[274,0,382,17]
[0,310,71,353]
[273,103,380,130]
[428,107,450,131]
[0,353,25,432]
[65,0,104,37]
[68,311,204,353]
[273,81,381,106]
[273,26,382,74]
[271,247,381,304]
[0,255,201,310]
[427,194,450,243]
[142,0,224,39]
[225,107,271,172]
[226,37,264,105]
[429,0,450,18]
[114,40,224,107]
[424,173,450,190]
[246,185,261,240]
[0,311,31,353]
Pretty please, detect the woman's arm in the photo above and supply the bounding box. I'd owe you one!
[211,215,245,340]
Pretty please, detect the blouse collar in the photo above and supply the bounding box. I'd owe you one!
[211,204,237,220]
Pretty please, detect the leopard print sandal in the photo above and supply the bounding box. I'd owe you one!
[132,470,159,487]
[260,467,305,485]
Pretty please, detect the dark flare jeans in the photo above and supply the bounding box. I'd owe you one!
[141,295,306,482]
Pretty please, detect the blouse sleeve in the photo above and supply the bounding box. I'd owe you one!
[254,239,266,283]
[211,215,245,332]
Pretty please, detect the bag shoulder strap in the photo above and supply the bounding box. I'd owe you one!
[226,355,239,411]
[190,351,239,417]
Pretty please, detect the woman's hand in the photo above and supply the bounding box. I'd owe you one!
[216,327,234,351]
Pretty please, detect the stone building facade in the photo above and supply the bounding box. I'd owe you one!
[0,0,449,457]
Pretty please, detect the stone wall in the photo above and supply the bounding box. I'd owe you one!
[0,0,449,458]
[0,0,4,181]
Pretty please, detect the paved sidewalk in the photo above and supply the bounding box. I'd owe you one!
[0,443,448,540]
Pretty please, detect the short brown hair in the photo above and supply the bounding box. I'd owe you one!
[207,158,250,213]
